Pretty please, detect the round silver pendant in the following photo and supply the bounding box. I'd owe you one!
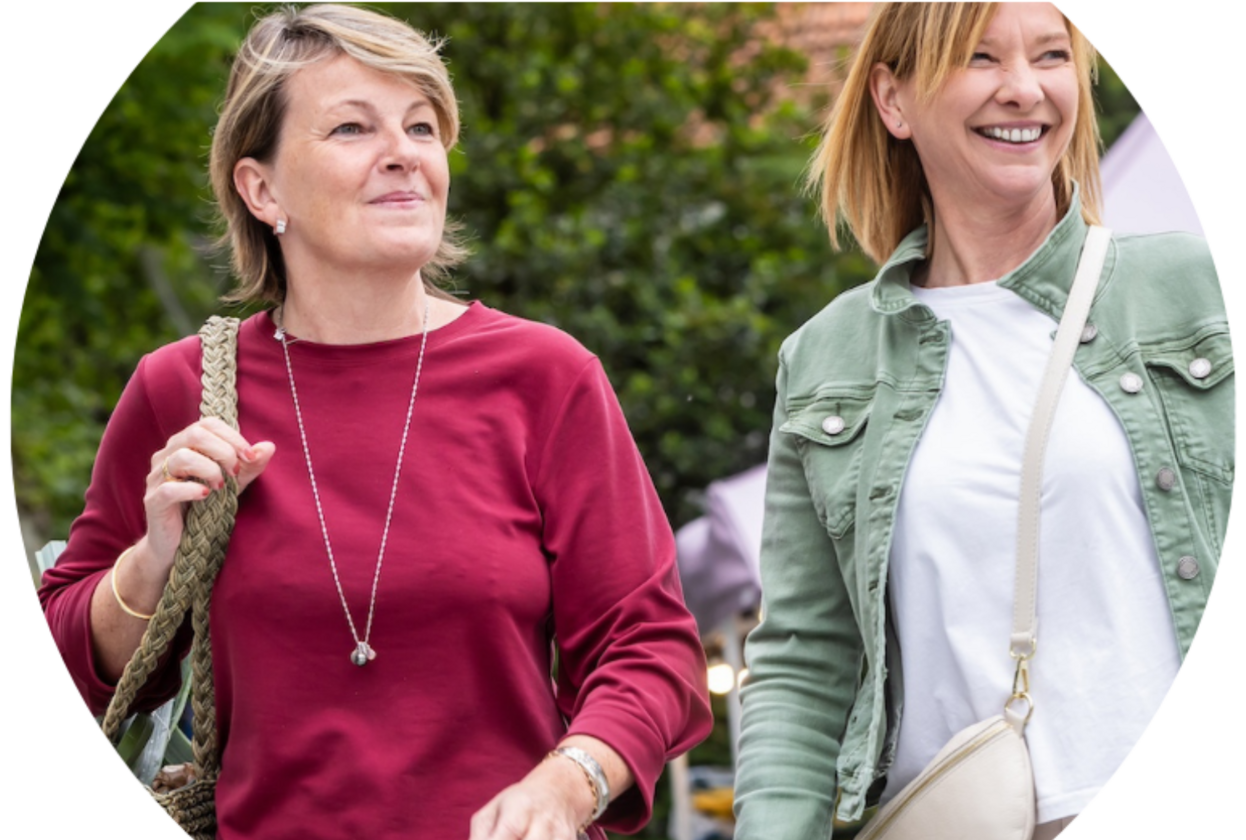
[350,642,376,666]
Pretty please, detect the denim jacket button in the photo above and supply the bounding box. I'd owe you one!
[1119,372,1144,393]
[1155,468,1177,492]
[1176,556,1200,580]
[1080,323,1098,343]
[1189,357,1212,379]
[822,415,846,436]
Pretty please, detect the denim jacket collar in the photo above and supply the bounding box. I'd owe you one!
[870,185,1092,322]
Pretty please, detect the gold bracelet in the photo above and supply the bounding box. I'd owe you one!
[111,546,155,621]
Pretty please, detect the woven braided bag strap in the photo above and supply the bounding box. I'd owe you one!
[101,316,241,784]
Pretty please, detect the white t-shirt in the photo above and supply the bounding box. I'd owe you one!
[881,281,1180,822]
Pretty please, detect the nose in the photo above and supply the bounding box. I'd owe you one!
[995,62,1044,111]
[379,123,420,172]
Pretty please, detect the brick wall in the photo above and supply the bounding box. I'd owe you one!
[772,2,873,93]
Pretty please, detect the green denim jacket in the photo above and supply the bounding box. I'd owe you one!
[733,200,1233,837]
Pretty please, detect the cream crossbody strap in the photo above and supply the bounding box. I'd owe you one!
[1010,226,1112,667]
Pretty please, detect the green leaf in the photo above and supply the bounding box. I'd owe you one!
[115,713,156,770]
[163,727,195,768]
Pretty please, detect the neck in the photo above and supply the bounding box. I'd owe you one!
[919,188,1060,289]
[279,268,454,344]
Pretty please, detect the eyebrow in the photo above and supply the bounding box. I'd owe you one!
[979,31,1071,48]
[329,97,435,114]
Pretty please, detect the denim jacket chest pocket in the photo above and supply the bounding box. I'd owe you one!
[1143,326,1235,485]
[780,390,873,539]
[1142,326,1234,557]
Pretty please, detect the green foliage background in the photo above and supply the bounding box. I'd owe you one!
[14,1,1140,545]
[13,3,1139,837]
[16,2,847,548]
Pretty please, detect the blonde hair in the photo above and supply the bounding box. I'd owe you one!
[209,3,467,305]
[809,2,1102,263]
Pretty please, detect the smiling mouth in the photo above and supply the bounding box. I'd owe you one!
[975,125,1048,144]
[371,193,425,205]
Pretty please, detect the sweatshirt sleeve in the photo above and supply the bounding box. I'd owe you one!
[38,352,197,716]
[532,357,713,833]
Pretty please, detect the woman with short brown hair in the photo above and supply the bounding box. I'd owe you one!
[40,6,711,838]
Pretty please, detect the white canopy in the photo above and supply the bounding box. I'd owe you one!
[674,466,765,634]
[1101,112,1203,235]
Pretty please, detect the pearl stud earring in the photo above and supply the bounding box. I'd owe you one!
[275,219,287,236]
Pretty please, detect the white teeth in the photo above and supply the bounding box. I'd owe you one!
[985,126,1041,143]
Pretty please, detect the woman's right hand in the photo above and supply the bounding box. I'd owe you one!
[137,417,275,586]
[93,419,275,681]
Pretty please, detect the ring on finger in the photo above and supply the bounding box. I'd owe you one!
[161,456,175,483]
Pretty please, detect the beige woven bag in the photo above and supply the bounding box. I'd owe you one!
[100,316,241,840]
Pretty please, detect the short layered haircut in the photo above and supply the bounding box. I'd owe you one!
[209,3,466,305]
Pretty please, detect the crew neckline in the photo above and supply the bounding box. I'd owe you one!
[251,300,486,366]
[910,280,1012,307]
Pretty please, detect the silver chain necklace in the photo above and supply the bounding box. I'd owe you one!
[274,300,431,667]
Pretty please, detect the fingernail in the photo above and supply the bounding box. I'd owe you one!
[232,463,242,477]
[201,486,212,498]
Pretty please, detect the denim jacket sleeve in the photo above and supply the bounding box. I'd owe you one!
[733,350,866,839]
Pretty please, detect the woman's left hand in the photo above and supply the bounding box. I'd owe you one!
[468,752,596,840]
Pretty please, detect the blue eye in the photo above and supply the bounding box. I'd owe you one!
[331,123,364,136]
[409,122,436,138]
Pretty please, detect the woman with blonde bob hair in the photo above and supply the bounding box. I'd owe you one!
[40,5,711,839]
[735,3,1230,839]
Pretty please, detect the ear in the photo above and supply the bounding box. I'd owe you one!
[233,157,282,228]
[869,62,912,140]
